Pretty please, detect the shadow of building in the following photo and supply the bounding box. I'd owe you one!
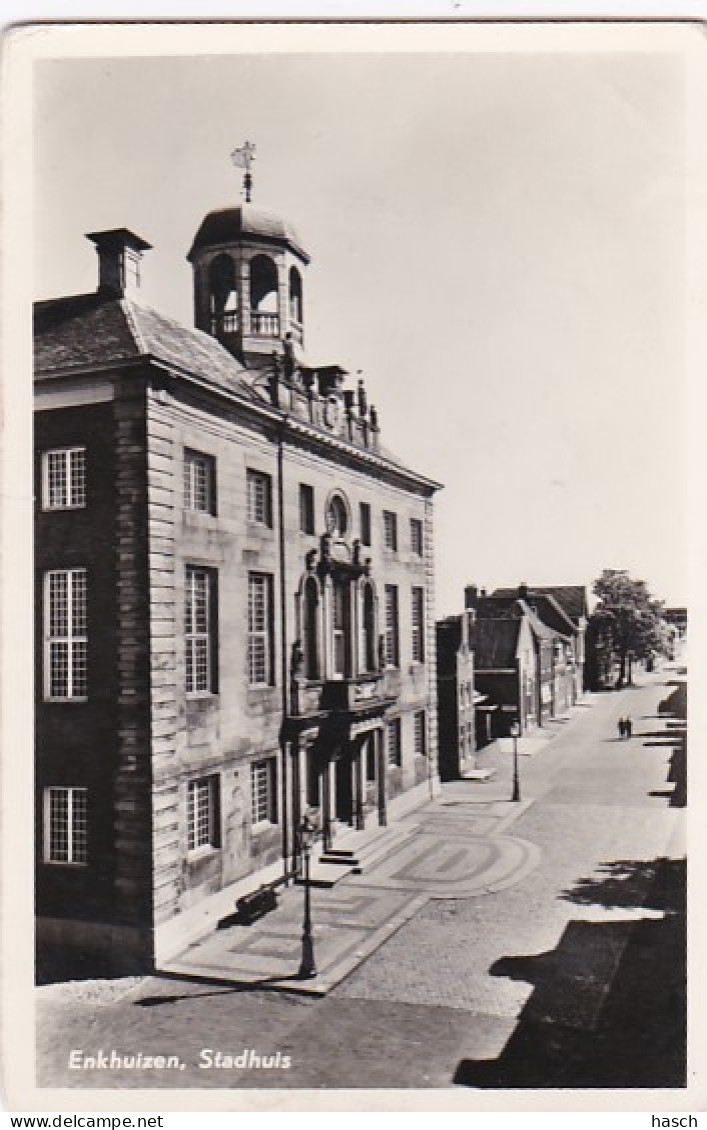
[454,857,686,1089]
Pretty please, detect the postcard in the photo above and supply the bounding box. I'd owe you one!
[1,17,704,1116]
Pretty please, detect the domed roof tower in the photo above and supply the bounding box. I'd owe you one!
[187,204,310,371]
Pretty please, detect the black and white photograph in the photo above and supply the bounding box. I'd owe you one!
[1,17,703,1114]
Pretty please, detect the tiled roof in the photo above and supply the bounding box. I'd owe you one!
[490,585,588,625]
[471,617,520,669]
[520,600,565,642]
[34,293,255,398]
[33,293,429,483]
[476,595,568,643]
[539,586,588,622]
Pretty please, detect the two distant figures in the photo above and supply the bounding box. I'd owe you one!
[617,716,633,740]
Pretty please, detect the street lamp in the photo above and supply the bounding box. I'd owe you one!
[297,814,318,980]
[510,720,521,803]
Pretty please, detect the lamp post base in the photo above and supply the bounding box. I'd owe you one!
[298,934,317,979]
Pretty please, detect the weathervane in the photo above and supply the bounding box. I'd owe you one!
[231,141,256,203]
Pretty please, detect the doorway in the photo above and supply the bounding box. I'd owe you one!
[335,753,353,825]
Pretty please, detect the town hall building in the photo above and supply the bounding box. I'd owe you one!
[34,196,442,974]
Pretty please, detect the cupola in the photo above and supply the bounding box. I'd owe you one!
[187,204,310,371]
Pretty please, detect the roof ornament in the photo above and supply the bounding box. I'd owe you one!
[231,141,257,203]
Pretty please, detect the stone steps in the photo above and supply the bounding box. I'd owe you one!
[297,821,414,887]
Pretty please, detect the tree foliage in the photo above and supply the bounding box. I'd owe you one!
[589,569,668,685]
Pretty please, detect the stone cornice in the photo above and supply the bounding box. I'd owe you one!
[34,353,443,495]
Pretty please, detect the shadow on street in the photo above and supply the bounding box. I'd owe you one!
[453,856,686,1088]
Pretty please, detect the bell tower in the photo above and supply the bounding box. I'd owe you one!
[187,204,310,372]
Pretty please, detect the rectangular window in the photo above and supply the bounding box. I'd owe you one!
[411,586,425,663]
[187,776,220,852]
[44,786,88,864]
[185,567,217,694]
[414,711,427,756]
[387,718,402,768]
[251,758,277,825]
[42,447,86,510]
[299,483,315,535]
[183,449,216,514]
[383,510,398,552]
[410,517,424,556]
[44,568,87,699]
[247,469,272,527]
[248,573,274,686]
[360,502,372,547]
[365,735,377,782]
[384,585,399,668]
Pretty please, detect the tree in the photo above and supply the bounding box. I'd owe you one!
[590,569,667,687]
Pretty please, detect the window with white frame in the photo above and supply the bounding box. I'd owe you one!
[183,449,216,514]
[44,786,88,864]
[414,710,427,756]
[248,573,273,686]
[251,758,277,825]
[42,447,86,510]
[411,586,425,663]
[384,585,399,668]
[383,510,398,552]
[185,566,216,694]
[246,469,272,527]
[44,568,87,700]
[410,517,423,556]
[387,717,402,767]
[187,775,220,851]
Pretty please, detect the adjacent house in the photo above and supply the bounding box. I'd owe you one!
[465,582,587,735]
[436,610,484,779]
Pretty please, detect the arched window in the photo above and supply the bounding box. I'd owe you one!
[289,266,303,326]
[326,493,349,539]
[249,255,279,337]
[303,576,320,680]
[208,254,237,333]
[362,581,376,674]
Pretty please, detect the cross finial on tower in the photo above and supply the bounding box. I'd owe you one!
[231,141,257,203]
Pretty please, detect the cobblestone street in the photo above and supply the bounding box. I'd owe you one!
[36,669,686,1092]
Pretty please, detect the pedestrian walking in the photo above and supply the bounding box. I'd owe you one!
[625,716,632,739]
[617,717,625,740]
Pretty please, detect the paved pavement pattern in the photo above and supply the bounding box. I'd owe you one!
[35,669,687,1091]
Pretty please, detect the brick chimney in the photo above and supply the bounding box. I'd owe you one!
[86,228,151,299]
[465,584,479,610]
[518,582,529,599]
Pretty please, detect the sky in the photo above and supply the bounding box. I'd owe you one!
[33,35,688,615]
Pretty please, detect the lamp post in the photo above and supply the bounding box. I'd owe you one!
[297,814,318,980]
[510,720,521,803]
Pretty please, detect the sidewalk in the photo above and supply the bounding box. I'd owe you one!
[36,673,685,1089]
[162,795,541,993]
[160,701,594,993]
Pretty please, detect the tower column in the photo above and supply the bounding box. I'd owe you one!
[239,255,251,337]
